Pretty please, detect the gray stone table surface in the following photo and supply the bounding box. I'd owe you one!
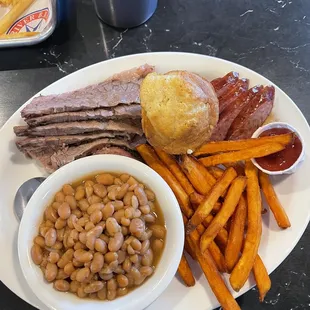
[0,0,309,309]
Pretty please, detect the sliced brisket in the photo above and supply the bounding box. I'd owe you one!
[25,104,141,127]
[21,64,154,118]
[14,120,143,137]
[24,138,134,172]
[49,138,133,170]
[16,131,132,149]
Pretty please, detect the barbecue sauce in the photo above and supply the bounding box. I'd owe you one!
[256,128,302,171]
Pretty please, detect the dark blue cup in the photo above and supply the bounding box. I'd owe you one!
[56,0,77,27]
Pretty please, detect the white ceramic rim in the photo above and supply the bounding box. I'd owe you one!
[17,154,184,310]
[251,122,305,175]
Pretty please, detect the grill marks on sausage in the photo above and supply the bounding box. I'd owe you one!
[226,86,275,140]
[211,85,263,141]
[211,71,239,96]
[211,72,274,141]
[218,78,249,113]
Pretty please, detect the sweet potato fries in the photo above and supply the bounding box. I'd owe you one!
[136,130,291,309]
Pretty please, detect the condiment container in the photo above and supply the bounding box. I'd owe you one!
[251,122,305,175]
[0,0,76,48]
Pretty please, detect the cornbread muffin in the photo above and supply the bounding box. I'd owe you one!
[140,70,219,154]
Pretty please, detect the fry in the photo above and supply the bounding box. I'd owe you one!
[230,161,262,291]
[203,214,228,253]
[180,155,216,195]
[225,195,247,272]
[194,133,294,156]
[186,167,237,233]
[225,217,232,232]
[215,229,228,252]
[189,192,222,213]
[183,215,239,309]
[212,202,222,214]
[208,241,227,273]
[0,0,35,35]
[223,162,245,176]
[154,148,196,195]
[137,144,193,218]
[200,177,247,253]
[253,255,271,302]
[184,216,226,273]
[258,171,291,229]
[195,223,227,272]
[189,192,204,208]
[180,215,196,284]
[187,230,241,310]
[196,223,205,235]
[184,239,195,260]
[182,213,197,261]
[178,253,195,287]
[199,143,286,167]
[207,166,224,179]
[183,225,195,261]
[0,31,39,39]
[207,166,231,197]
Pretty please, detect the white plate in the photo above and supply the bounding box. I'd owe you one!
[0,52,309,310]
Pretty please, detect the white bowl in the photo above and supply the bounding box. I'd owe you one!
[18,155,184,310]
[251,122,305,175]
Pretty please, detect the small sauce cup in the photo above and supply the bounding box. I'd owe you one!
[251,122,305,175]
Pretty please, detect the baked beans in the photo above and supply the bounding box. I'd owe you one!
[31,172,166,300]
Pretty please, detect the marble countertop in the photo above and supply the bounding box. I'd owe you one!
[0,0,309,309]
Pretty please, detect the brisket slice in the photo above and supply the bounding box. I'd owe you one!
[14,120,143,137]
[16,131,132,149]
[21,64,154,118]
[25,104,142,127]
[24,138,134,172]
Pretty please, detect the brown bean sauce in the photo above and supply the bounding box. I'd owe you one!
[256,128,302,171]
[32,172,166,301]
